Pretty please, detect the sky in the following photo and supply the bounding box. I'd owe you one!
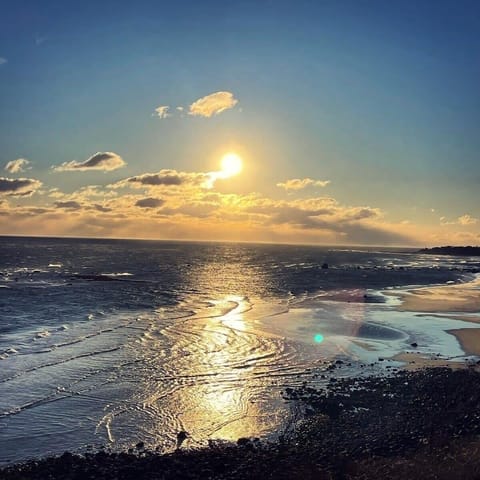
[0,0,479,246]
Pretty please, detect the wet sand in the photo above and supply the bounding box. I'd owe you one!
[392,352,476,370]
[448,328,480,356]
[394,276,480,314]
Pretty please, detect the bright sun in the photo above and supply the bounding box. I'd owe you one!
[220,153,243,178]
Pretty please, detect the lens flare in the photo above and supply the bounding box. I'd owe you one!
[314,333,324,344]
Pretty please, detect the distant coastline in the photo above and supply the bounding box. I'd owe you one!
[419,246,480,256]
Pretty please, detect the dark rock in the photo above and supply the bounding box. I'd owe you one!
[176,431,189,449]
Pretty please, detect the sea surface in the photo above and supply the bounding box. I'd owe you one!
[1,236,479,464]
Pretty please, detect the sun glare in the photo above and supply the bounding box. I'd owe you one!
[220,153,243,178]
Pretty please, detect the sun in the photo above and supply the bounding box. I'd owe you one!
[220,153,243,178]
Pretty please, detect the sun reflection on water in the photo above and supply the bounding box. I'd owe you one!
[167,295,274,443]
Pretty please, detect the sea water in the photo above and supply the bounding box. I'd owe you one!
[0,237,479,464]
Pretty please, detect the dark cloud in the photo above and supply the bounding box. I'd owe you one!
[0,177,42,196]
[92,204,112,212]
[129,173,183,186]
[53,152,125,172]
[342,207,380,221]
[135,197,165,208]
[112,169,209,190]
[54,201,82,210]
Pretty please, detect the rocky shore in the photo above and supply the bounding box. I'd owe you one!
[418,246,480,256]
[2,367,480,479]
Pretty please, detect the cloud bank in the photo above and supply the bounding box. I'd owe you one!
[53,152,126,172]
[1,160,476,247]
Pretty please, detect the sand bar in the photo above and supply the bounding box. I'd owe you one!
[393,275,480,314]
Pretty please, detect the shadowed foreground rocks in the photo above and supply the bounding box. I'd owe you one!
[2,368,480,480]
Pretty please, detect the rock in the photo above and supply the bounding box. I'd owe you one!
[176,431,189,448]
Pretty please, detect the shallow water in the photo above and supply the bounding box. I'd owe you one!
[1,237,479,464]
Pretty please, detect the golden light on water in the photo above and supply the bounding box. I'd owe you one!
[220,153,243,178]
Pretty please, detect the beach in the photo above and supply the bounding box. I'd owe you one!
[3,367,480,479]
[1,238,480,478]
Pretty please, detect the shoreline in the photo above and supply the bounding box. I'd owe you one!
[2,270,479,470]
[386,273,480,358]
[3,367,480,479]
[392,274,480,314]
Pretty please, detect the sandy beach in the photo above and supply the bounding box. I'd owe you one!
[395,276,480,314]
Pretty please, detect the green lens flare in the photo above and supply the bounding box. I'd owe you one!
[314,333,324,343]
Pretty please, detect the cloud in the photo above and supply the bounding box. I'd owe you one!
[112,169,210,189]
[277,178,331,191]
[135,197,165,208]
[0,58,7,66]
[0,177,42,196]
[440,214,479,226]
[126,171,182,186]
[189,91,238,118]
[92,204,112,212]
[458,214,478,226]
[5,158,31,173]
[54,201,82,210]
[53,152,126,172]
[159,203,217,218]
[154,106,171,119]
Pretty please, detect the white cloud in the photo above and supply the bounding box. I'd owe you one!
[5,158,31,173]
[458,214,478,226]
[189,91,238,118]
[154,105,171,119]
[0,177,42,196]
[53,152,126,172]
[276,178,331,191]
[0,58,7,66]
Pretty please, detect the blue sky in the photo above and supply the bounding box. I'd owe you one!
[0,0,479,245]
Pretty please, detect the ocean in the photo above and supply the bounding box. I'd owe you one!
[1,236,479,464]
